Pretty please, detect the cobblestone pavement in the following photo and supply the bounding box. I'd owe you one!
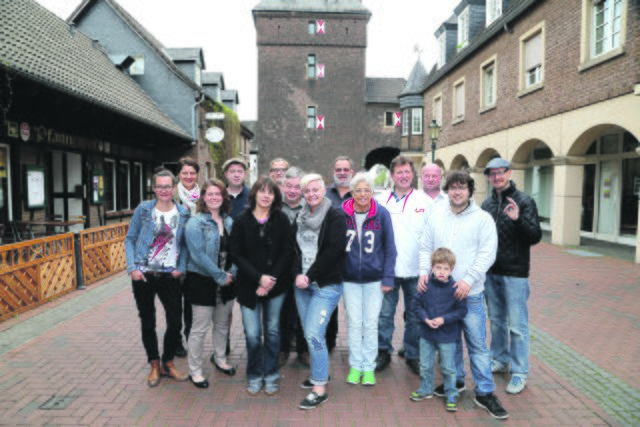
[0,242,638,426]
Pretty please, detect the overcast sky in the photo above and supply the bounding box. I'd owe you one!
[36,0,460,120]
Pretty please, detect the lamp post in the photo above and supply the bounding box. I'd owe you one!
[428,119,441,163]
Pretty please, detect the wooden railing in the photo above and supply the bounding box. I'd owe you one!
[0,233,76,322]
[79,223,129,285]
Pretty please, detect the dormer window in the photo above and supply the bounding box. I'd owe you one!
[457,8,469,50]
[129,55,144,75]
[437,33,446,68]
[486,0,503,26]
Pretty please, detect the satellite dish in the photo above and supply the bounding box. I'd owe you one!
[205,127,224,143]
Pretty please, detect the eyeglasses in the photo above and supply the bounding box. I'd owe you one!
[354,189,372,195]
[155,185,174,192]
[488,169,508,178]
[270,168,286,173]
[448,185,468,192]
[335,168,352,173]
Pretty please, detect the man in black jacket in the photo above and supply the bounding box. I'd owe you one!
[481,158,542,395]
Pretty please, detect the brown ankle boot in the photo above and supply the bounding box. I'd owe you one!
[148,360,160,387]
[160,360,188,382]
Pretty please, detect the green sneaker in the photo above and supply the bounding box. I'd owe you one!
[346,368,362,385]
[446,396,458,412]
[362,370,376,386]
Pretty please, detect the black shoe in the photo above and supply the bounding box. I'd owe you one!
[398,347,405,358]
[175,345,187,358]
[474,393,509,419]
[375,351,391,372]
[189,376,209,389]
[213,361,236,377]
[300,375,331,389]
[434,381,466,397]
[405,359,420,376]
[299,391,329,410]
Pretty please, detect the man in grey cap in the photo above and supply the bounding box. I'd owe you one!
[481,158,541,395]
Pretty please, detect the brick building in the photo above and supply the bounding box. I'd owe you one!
[413,0,640,261]
[253,0,405,177]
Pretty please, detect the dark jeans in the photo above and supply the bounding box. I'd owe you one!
[132,273,182,363]
[280,285,307,353]
[181,280,192,342]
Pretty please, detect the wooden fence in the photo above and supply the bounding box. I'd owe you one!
[79,223,129,285]
[0,233,76,322]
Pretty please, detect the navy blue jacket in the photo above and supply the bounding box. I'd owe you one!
[229,185,249,219]
[413,275,467,344]
[342,198,397,287]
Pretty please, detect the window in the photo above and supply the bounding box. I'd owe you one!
[592,0,623,57]
[307,106,316,129]
[519,23,545,93]
[117,162,130,211]
[384,112,395,127]
[486,0,503,26]
[104,159,116,212]
[411,108,423,135]
[480,57,497,109]
[308,21,316,34]
[307,54,316,79]
[432,95,443,126]
[453,79,465,122]
[580,0,626,70]
[131,162,143,207]
[437,33,446,68]
[457,8,469,50]
[129,55,144,75]
[402,110,409,136]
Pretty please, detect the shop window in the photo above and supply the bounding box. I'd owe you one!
[307,106,316,129]
[412,108,423,135]
[104,159,116,212]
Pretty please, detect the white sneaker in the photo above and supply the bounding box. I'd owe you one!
[506,376,526,394]
[491,361,509,373]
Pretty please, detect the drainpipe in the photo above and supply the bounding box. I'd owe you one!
[192,91,205,145]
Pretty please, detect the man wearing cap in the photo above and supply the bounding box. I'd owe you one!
[223,158,250,219]
[481,158,541,395]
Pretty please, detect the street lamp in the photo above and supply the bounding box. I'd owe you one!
[428,119,441,163]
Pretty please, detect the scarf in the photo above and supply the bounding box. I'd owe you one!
[296,197,332,234]
[177,182,200,213]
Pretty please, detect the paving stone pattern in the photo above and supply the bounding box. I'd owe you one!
[0,243,638,426]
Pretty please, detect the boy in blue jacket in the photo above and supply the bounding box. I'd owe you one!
[410,248,467,411]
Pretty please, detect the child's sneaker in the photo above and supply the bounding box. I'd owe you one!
[346,368,362,385]
[361,371,376,386]
[446,396,458,412]
[409,390,433,401]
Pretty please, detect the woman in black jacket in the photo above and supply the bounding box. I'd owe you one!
[292,173,346,410]
[230,177,293,396]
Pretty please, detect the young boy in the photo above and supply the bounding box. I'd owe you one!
[410,247,468,411]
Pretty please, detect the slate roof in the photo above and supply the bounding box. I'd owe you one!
[164,47,206,69]
[253,0,369,13]
[68,0,204,94]
[202,72,225,89]
[365,78,406,104]
[221,90,239,104]
[0,0,191,140]
[400,60,428,96]
[420,0,537,94]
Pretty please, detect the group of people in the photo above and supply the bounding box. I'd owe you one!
[124,153,541,418]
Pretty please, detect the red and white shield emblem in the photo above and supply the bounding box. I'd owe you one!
[317,20,325,34]
[395,112,401,127]
[317,115,325,130]
[318,64,325,78]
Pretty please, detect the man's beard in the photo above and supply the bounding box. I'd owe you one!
[334,174,351,188]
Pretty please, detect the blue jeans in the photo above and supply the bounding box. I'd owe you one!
[240,293,286,383]
[418,338,457,398]
[454,292,496,395]
[343,281,384,372]
[378,276,420,360]
[484,273,530,380]
[295,283,343,386]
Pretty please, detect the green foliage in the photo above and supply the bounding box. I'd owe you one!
[374,168,388,187]
[203,100,240,178]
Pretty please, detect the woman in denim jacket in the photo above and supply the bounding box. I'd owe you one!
[184,179,238,389]
[125,169,190,388]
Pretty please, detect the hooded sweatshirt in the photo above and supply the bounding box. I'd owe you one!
[419,200,497,296]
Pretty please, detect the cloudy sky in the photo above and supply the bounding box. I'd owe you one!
[36,0,460,120]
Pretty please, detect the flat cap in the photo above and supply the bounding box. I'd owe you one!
[222,158,248,172]
[484,158,511,175]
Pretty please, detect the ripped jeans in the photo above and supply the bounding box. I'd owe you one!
[294,282,343,386]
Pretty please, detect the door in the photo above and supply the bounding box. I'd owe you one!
[596,160,619,239]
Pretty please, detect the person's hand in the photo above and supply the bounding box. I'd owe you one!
[295,274,309,289]
[417,274,429,293]
[171,270,183,278]
[381,285,394,294]
[259,275,276,290]
[224,272,233,286]
[453,279,470,300]
[425,318,438,328]
[256,286,268,296]
[131,270,146,282]
[504,197,520,220]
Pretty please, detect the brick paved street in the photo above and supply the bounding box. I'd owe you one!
[0,242,638,426]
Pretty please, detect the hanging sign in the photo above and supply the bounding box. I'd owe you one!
[20,123,30,142]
